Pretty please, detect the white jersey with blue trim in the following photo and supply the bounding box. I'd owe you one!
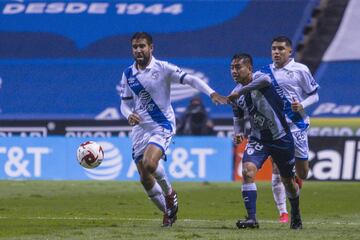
[269,59,319,132]
[232,71,290,141]
[119,57,187,133]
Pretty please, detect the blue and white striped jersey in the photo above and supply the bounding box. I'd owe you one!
[119,57,187,133]
[265,59,319,131]
[232,71,290,141]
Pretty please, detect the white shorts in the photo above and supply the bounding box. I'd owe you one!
[292,129,309,160]
[130,126,174,163]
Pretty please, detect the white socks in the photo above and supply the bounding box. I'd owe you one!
[146,182,166,213]
[272,174,288,214]
[154,161,172,196]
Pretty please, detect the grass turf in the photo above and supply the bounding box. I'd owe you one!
[0,181,359,239]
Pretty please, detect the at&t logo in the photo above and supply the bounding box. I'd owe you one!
[83,141,122,180]
[0,146,51,178]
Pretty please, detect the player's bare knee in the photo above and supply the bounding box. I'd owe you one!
[297,171,308,180]
[281,177,292,189]
[242,168,256,183]
[143,159,157,174]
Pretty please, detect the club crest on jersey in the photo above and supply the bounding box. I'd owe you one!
[237,95,246,108]
[151,71,159,79]
[286,71,294,79]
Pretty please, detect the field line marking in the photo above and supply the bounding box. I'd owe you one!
[0,216,359,225]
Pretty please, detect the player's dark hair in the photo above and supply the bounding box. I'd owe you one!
[131,32,153,45]
[272,36,292,48]
[232,53,253,67]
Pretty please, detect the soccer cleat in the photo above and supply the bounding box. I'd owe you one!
[162,213,177,227]
[162,189,178,227]
[236,217,259,229]
[290,213,303,230]
[295,176,303,189]
[279,212,289,223]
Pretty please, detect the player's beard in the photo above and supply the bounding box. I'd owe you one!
[136,54,151,69]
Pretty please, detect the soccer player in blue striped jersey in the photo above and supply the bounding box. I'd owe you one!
[264,36,319,223]
[228,53,302,229]
[119,32,227,227]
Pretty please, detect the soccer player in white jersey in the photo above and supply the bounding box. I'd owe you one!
[228,53,302,230]
[119,32,227,227]
[263,36,319,223]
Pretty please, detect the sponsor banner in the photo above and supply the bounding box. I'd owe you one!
[0,136,232,181]
[311,62,360,118]
[309,118,360,137]
[2,118,360,138]
[0,1,249,48]
[233,137,360,181]
[308,137,360,181]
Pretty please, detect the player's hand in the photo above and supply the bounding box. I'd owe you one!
[210,92,228,105]
[233,133,245,145]
[291,97,303,112]
[128,113,141,126]
[227,92,240,104]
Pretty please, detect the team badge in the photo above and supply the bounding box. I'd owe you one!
[151,71,159,79]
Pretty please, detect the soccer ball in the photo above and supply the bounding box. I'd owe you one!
[76,141,104,169]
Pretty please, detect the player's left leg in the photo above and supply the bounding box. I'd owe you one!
[154,161,178,226]
[293,129,310,180]
[236,138,268,229]
[146,129,178,227]
[271,160,288,223]
[281,176,302,230]
[270,133,302,230]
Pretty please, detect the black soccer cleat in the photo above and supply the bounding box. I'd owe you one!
[290,213,303,230]
[236,217,259,229]
[162,190,178,227]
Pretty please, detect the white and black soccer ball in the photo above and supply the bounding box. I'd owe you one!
[77,141,104,169]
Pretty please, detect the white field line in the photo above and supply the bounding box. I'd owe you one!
[0,216,359,226]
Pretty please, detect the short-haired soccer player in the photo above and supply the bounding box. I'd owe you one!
[263,36,319,223]
[228,53,302,229]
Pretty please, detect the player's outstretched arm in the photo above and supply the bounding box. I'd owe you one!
[182,74,227,104]
[210,92,228,105]
[227,92,240,103]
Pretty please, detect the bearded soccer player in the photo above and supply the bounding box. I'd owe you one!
[118,32,227,227]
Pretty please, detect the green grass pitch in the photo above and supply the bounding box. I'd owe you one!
[0,181,360,239]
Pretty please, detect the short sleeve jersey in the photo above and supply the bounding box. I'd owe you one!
[119,57,187,133]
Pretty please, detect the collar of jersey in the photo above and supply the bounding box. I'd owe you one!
[132,56,156,75]
[270,58,295,71]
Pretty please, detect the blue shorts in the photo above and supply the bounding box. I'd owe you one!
[243,133,295,178]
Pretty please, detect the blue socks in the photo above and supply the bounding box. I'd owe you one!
[242,183,257,220]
